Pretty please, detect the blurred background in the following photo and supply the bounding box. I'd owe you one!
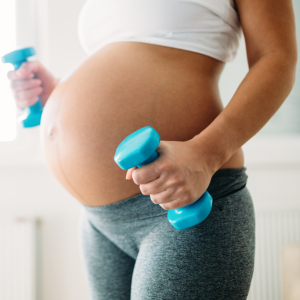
[0,0,299,299]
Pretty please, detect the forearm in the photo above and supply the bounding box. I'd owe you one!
[190,52,297,173]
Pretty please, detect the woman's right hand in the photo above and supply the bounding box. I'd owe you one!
[7,61,59,109]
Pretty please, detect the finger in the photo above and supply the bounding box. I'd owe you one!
[11,79,42,91]
[16,61,41,77]
[132,163,161,185]
[7,69,34,81]
[7,61,42,81]
[150,187,176,205]
[7,70,31,81]
[7,70,17,81]
[126,167,137,180]
[159,195,193,210]
[16,87,43,101]
[139,173,169,195]
[16,96,39,109]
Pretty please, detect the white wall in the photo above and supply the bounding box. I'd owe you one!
[0,0,299,300]
[1,0,90,299]
[0,166,88,300]
[46,0,87,76]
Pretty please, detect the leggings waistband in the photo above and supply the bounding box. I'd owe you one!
[81,167,248,222]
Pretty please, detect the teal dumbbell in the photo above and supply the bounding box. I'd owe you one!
[2,47,43,128]
[114,126,213,230]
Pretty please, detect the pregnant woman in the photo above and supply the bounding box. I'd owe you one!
[7,0,297,299]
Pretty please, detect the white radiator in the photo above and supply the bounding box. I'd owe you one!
[247,210,300,300]
[0,211,299,300]
[0,217,37,300]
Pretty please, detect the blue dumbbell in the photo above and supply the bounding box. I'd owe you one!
[114,126,213,230]
[2,47,43,128]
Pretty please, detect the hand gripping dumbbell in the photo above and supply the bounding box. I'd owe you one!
[2,47,43,128]
[114,126,213,230]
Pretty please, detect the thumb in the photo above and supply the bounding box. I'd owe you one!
[126,167,138,180]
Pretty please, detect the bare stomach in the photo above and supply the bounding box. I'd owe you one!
[40,42,244,206]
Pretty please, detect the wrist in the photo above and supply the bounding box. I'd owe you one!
[188,131,232,175]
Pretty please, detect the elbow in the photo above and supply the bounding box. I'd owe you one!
[274,48,297,72]
[286,49,298,90]
[289,45,298,66]
[282,44,298,70]
[285,49,297,75]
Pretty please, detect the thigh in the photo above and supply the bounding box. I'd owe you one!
[131,187,255,300]
[79,209,135,300]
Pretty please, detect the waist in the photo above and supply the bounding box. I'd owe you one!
[40,42,243,206]
[82,167,249,220]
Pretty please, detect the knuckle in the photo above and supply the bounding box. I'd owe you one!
[183,194,193,205]
[34,79,42,86]
[177,185,187,195]
[7,71,14,80]
[161,202,173,210]
[159,159,172,172]
[22,83,31,91]
[170,174,183,186]
[160,204,168,210]
[139,185,147,195]
[151,196,158,204]
[26,83,35,91]
[26,89,35,97]
[132,173,141,185]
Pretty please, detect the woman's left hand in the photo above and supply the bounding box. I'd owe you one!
[125,140,216,210]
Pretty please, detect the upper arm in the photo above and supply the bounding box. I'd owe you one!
[234,0,298,67]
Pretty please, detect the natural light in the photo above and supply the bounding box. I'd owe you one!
[0,0,17,141]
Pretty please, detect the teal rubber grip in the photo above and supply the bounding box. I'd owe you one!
[2,47,43,128]
[114,126,213,230]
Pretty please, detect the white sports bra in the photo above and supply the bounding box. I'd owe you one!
[78,0,242,62]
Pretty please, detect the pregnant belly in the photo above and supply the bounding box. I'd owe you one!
[40,42,244,206]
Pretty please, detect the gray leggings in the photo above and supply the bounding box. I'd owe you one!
[79,167,255,300]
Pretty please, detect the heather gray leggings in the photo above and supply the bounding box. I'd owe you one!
[79,167,255,300]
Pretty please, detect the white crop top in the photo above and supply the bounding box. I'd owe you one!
[78,0,242,62]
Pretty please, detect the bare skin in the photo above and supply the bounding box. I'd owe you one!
[40,42,244,207]
[10,0,297,210]
[125,0,297,210]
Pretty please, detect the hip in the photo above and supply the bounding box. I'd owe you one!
[79,167,255,298]
[80,167,255,259]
